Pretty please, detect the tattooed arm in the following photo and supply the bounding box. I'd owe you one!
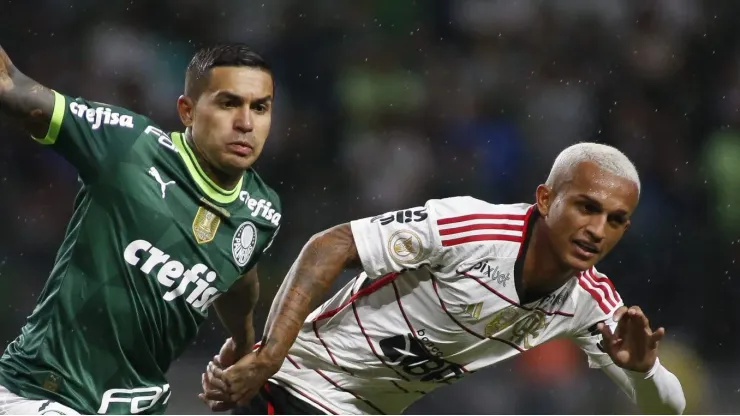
[259,223,361,364]
[206,201,452,405]
[205,223,361,405]
[0,45,55,138]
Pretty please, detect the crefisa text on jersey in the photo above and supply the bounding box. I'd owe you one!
[69,101,135,130]
[238,191,281,226]
[123,240,222,311]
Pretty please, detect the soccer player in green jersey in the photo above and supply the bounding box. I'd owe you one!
[0,43,282,414]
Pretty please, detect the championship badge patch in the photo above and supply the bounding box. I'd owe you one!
[192,206,221,244]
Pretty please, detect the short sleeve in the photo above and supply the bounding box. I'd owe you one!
[572,313,620,369]
[570,268,625,368]
[350,201,451,279]
[32,90,148,180]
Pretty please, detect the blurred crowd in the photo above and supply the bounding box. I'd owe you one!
[1,0,739,413]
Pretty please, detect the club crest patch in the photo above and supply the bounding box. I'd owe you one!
[232,221,257,267]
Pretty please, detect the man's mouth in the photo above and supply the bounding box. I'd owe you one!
[226,142,253,157]
[573,240,599,254]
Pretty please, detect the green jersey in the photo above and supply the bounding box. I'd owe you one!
[0,91,281,414]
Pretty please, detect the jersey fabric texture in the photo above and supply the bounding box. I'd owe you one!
[0,91,281,415]
[269,197,622,415]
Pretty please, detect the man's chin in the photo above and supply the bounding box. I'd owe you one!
[220,154,256,174]
[563,253,597,273]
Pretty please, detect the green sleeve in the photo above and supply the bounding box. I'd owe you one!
[32,90,149,181]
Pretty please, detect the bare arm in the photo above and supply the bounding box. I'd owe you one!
[257,223,361,366]
[0,45,55,138]
[214,267,260,359]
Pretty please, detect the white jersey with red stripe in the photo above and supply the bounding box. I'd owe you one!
[269,197,624,415]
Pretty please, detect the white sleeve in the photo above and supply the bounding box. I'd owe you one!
[571,297,685,414]
[571,306,623,369]
[350,201,447,279]
[600,358,686,414]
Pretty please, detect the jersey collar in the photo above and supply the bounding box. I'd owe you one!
[171,132,243,205]
[513,205,538,304]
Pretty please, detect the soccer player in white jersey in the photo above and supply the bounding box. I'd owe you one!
[201,142,686,415]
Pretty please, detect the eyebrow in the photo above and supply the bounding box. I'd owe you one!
[214,91,243,101]
[252,95,273,105]
[214,91,273,104]
[576,194,629,216]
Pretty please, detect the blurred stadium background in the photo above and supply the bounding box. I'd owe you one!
[1,0,738,413]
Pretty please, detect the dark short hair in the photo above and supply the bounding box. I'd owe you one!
[184,43,272,99]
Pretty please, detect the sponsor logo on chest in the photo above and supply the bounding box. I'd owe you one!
[470,261,511,286]
[239,191,281,226]
[123,240,222,310]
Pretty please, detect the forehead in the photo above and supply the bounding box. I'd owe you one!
[204,66,273,99]
[566,161,639,212]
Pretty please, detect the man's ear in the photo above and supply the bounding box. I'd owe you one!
[177,95,195,127]
[535,184,552,217]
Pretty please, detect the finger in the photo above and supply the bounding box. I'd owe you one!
[614,312,631,340]
[210,361,226,380]
[213,355,223,368]
[198,395,234,413]
[612,306,629,322]
[597,322,614,344]
[203,388,231,403]
[628,306,649,329]
[649,327,665,349]
[206,363,229,392]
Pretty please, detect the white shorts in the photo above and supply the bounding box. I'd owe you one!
[0,385,79,415]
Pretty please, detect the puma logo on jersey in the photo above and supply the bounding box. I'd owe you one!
[148,167,176,198]
[239,191,281,226]
[123,240,221,310]
[69,101,134,130]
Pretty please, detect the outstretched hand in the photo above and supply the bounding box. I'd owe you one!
[597,306,665,373]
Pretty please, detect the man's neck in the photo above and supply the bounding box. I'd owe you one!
[521,217,577,296]
[185,130,241,191]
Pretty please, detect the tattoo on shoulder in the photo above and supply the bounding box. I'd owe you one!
[0,46,55,137]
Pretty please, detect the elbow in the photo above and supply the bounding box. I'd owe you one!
[304,223,360,270]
